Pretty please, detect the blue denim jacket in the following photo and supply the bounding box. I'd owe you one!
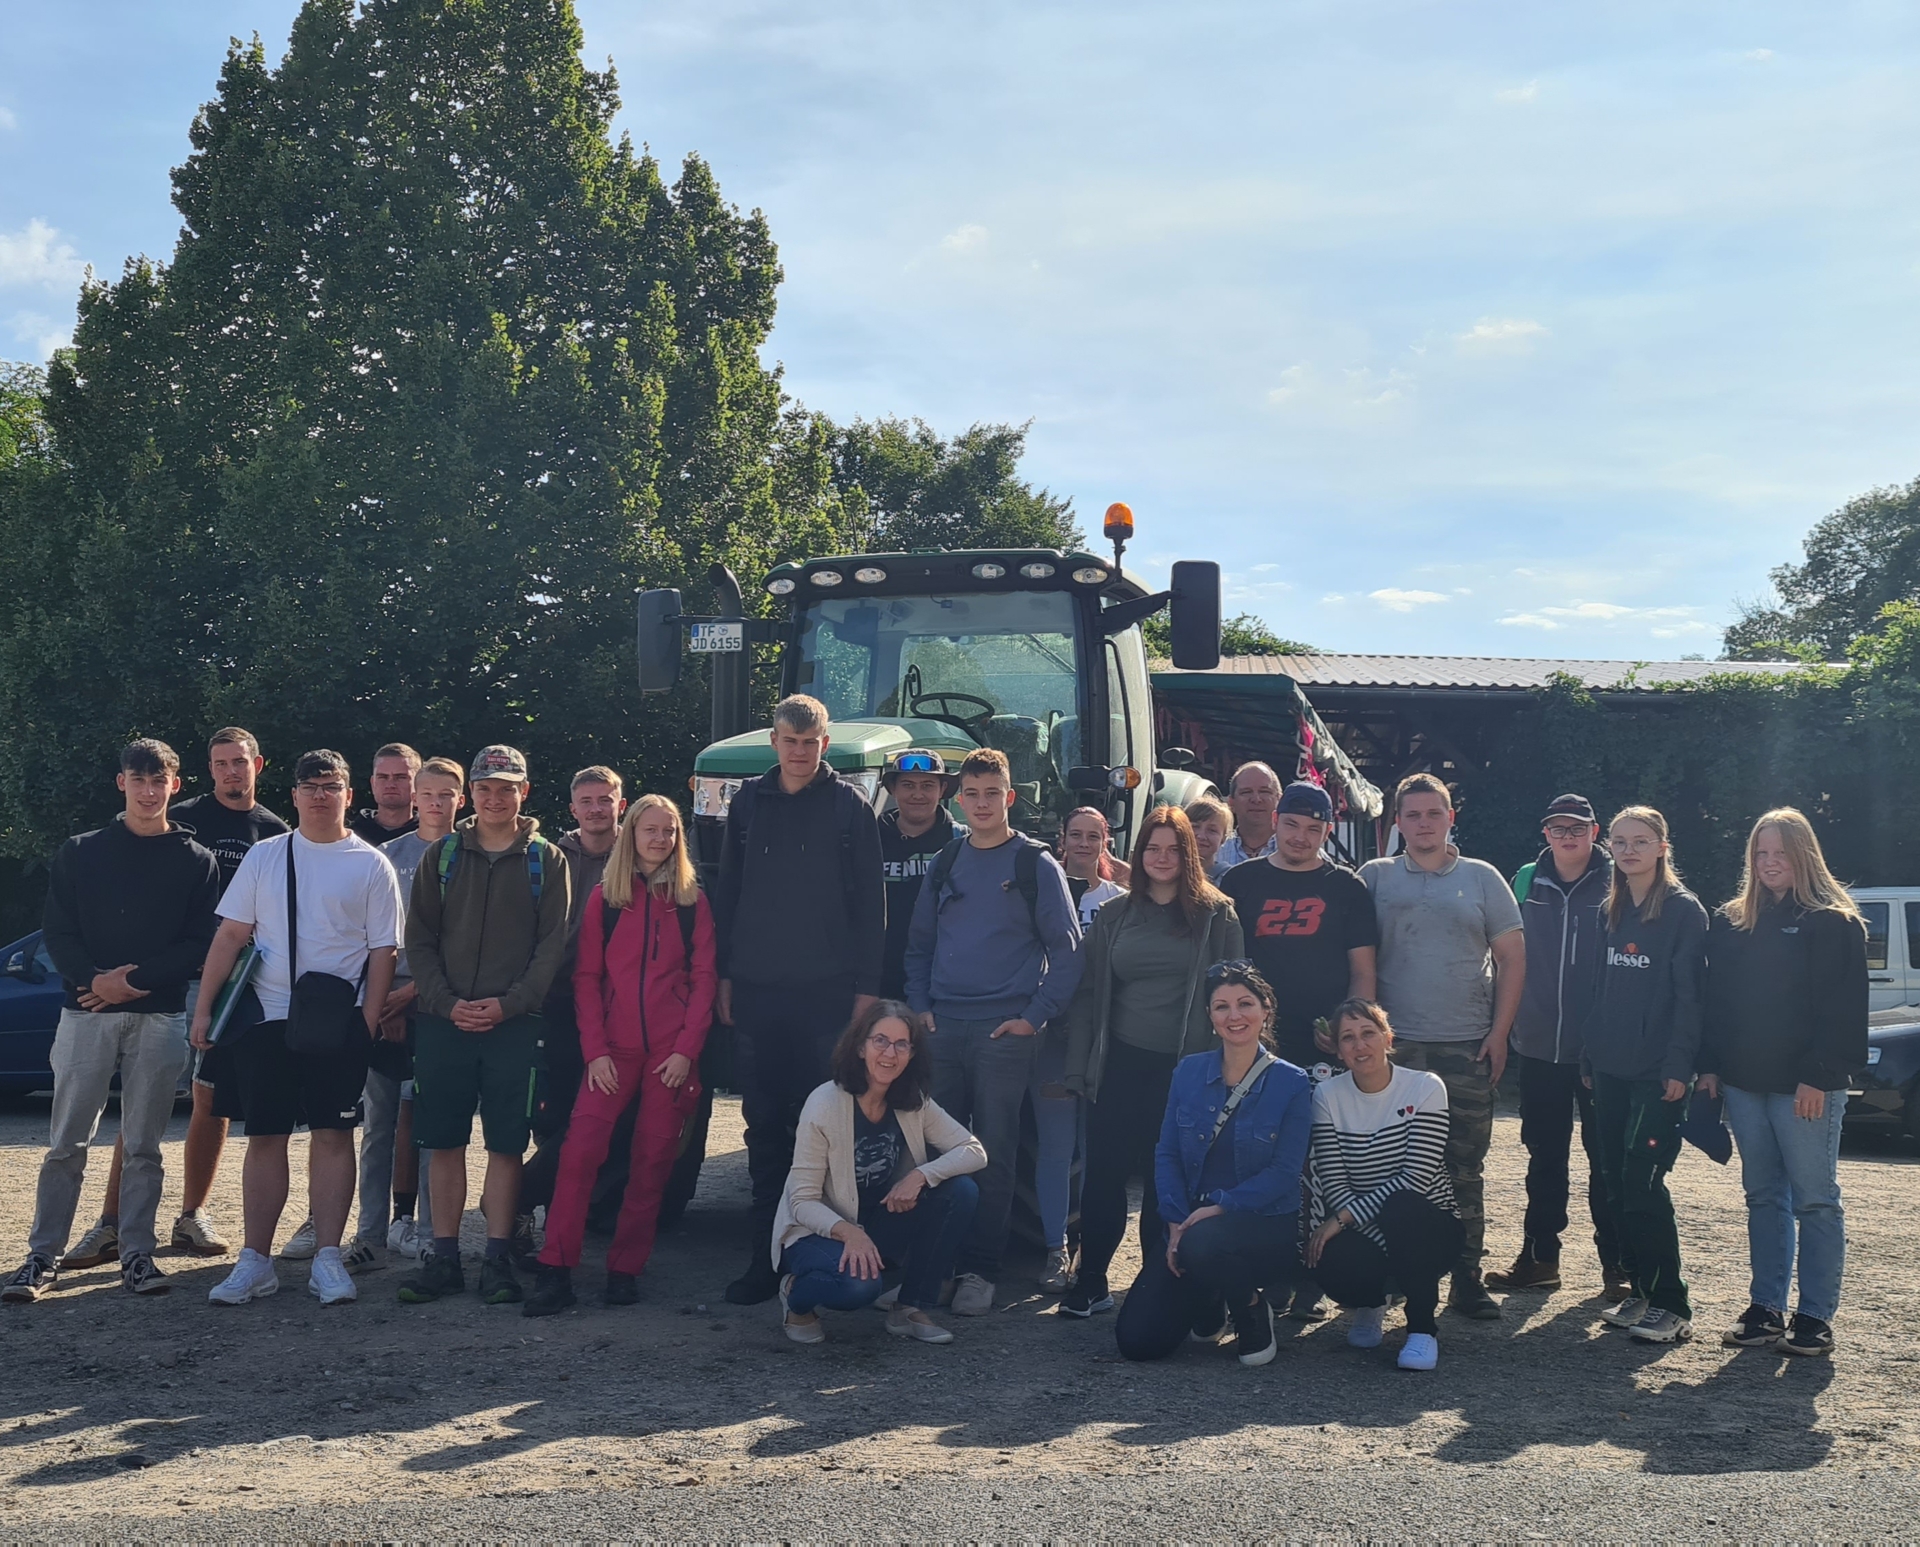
[1154,1049,1314,1220]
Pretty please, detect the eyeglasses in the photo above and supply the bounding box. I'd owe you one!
[1611,836,1662,854]
[892,753,940,775]
[867,1032,914,1057]
[1543,823,1590,840]
[296,782,348,797]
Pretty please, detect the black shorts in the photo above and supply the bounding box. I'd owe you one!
[231,1019,369,1137]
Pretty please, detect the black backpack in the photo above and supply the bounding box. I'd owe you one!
[601,892,699,960]
[923,832,1045,934]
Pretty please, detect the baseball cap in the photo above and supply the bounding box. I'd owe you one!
[1542,793,1597,825]
[1276,781,1334,823]
[881,748,959,794]
[469,745,530,785]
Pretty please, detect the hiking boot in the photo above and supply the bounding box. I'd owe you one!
[1601,1263,1633,1302]
[603,1271,639,1306]
[478,1255,523,1306]
[1486,1251,1562,1293]
[1722,1303,1787,1348]
[1780,1313,1834,1357]
[725,1256,781,1306]
[1059,1276,1114,1318]
[2,1254,56,1304]
[1599,1295,1649,1329]
[397,1251,465,1304]
[523,1265,576,1318]
[1447,1272,1503,1320]
[1629,1308,1693,1345]
[120,1253,170,1296]
[170,1211,230,1257]
[508,1213,540,1270]
[1232,1294,1278,1367]
[59,1220,118,1270]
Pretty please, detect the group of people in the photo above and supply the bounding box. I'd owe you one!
[1,698,1870,1376]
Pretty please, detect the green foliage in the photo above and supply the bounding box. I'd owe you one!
[1142,610,1310,660]
[824,416,1081,553]
[1724,475,1920,659]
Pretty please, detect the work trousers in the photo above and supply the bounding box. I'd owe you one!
[1392,1039,1493,1276]
[519,990,584,1216]
[733,976,854,1227]
[1078,1040,1179,1287]
[929,1013,1038,1280]
[1311,1191,1465,1336]
[1516,1054,1620,1269]
[31,1010,186,1262]
[1115,1210,1299,1362]
[538,1048,696,1276]
[1590,1072,1690,1318]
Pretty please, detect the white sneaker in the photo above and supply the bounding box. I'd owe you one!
[1628,1308,1692,1345]
[886,1305,954,1343]
[279,1219,318,1260]
[308,1247,356,1306]
[208,1248,280,1306]
[1347,1306,1387,1349]
[950,1272,995,1316]
[1600,1295,1650,1329]
[874,1283,901,1310]
[387,1217,422,1260]
[1397,1332,1439,1371]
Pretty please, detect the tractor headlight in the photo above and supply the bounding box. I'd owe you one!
[692,776,744,819]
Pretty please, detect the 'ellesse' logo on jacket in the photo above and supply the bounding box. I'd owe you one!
[1607,942,1652,969]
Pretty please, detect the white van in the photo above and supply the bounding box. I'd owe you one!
[1848,889,1920,1010]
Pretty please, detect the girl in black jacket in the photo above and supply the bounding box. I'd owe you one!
[1700,808,1868,1358]
[1584,805,1708,1347]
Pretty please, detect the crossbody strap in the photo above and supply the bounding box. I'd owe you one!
[284,837,298,987]
[1207,1048,1277,1151]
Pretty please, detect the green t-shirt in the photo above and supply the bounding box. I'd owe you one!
[1109,897,1194,1054]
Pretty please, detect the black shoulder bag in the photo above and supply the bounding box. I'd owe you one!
[283,840,367,1057]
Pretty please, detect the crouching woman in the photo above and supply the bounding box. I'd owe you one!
[773,1001,986,1345]
[1115,962,1312,1368]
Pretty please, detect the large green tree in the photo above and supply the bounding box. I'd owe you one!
[1724,474,1920,659]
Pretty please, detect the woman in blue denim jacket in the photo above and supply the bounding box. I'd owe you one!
[1114,962,1312,1367]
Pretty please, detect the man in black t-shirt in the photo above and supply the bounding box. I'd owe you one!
[71,727,290,1269]
[877,750,963,999]
[1219,781,1378,1071]
[349,743,420,845]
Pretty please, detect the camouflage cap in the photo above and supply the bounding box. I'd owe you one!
[469,745,529,785]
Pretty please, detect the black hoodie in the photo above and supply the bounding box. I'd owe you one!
[712,765,885,994]
[1511,843,1613,1065]
[42,816,222,1014]
[1584,884,1709,1085]
[1701,899,1868,1094]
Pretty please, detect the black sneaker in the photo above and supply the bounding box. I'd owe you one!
[1189,1294,1228,1342]
[1447,1271,1503,1320]
[1059,1276,1114,1318]
[522,1264,575,1318]
[508,1213,540,1270]
[397,1251,465,1304]
[1722,1303,1787,1348]
[478,1255,523,1306]
[1780,1313,1834,1357]
[1285,1286,1332,1321]
[604,1271,640,1306]
[1232,1294,1278,1367]
[121,1253,170,1296]
[725,1261,781,1306]
[1,1254,56,1304]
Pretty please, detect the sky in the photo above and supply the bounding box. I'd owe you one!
[3,1,1918,660]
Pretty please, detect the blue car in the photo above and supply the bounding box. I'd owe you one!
[0,932,62,1096]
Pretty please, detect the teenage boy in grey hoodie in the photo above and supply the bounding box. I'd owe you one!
[1490,794,1626,1298]
[905,748,1082,1315]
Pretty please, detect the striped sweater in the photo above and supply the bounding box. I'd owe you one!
[1307,1065,1456,1245]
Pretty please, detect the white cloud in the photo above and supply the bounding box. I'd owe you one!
[1496,80,1540,104]
[1501,612,1558,630]
[1456,316,1549,350]
[0,105,17,131]
[1496,600,1716,636]
[7,309,74,360]
[1370,588,1449,612]
[1320,593,1347,605]
[0,219,84,291]
[1250,562,1279,573]
[939,223,988,253]
[1267,361,1410,409]
[1743,48,1774,62]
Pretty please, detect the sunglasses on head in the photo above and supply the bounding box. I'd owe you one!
[893,753,940,774]
[1205,958,1256,982]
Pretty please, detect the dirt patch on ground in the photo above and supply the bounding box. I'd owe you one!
[0,1093,1915,1537]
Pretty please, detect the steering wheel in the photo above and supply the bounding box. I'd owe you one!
[909,690,997,745]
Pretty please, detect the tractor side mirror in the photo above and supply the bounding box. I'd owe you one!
[636,588,683,695]
[1158,746,1196,770]
[1167,560,1221,671]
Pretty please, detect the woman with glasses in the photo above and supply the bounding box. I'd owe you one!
[1700,809,1867,1358]
[1061,805,1244,1318]
[771,999,986,1345]
[1585,805,1709,1347]
[1115,961,1312,1366]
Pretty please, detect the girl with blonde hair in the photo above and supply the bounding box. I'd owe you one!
[1700,808,1868,1357]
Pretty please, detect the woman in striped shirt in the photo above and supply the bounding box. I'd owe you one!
[1305,999,1462,1371]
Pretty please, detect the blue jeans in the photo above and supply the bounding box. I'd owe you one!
[780,1174,979,1314]
[1028,1027,1080,1252]
[930,1012,1038,1278]
[1721,1084,1848,1322]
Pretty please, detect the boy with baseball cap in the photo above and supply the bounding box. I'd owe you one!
[878,751,964,1000]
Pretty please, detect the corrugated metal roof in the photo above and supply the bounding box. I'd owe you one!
[1193,654,1815,692]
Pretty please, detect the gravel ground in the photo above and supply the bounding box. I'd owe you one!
[0,1092,1914,1542]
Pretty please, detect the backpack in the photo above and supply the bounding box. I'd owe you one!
[434,831,556,903]
[1513,860,1537,906]
[923,832,1045,934]
[601,890,698,961]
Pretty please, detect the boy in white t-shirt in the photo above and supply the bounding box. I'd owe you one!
[191,749,402,1307]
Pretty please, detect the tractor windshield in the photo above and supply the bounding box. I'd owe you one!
[794,590,1082,828]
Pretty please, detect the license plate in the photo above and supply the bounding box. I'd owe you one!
[689,622,745,653]
[1867,1046,1882,1066]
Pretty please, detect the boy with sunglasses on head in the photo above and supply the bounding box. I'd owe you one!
[877,751,964,1001]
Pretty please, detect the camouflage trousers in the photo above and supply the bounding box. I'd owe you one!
[1391,1039,1495,1277]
